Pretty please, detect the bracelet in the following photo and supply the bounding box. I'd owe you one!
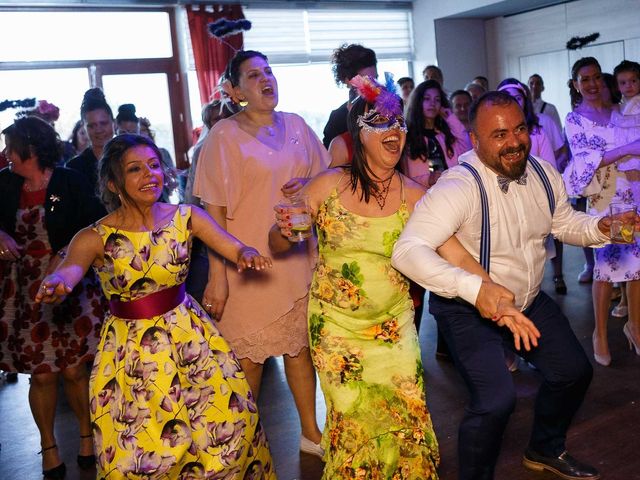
[237,246,258,263]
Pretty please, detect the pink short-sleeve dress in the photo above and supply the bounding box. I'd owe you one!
[193,112,330,362]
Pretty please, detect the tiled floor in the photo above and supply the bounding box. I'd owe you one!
[1,245,639,479]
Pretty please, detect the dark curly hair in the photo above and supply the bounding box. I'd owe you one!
[224,50,268,87]
[405,80,454,161]
[331,44,377,85]
[2,116,62,169]
[568,57,601,108]
[99,134,176,211]
[80,87,113,121]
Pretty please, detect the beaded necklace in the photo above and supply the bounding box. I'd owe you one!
[371,171,395,210]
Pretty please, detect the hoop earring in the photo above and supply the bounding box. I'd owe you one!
[239,99,248,107]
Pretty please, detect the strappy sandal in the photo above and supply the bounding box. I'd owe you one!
[77,434,96,470]
[39,444,66,480]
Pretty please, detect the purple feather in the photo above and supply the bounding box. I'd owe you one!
[375,90,402,117]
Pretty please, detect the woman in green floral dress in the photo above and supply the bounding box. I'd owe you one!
[271,76,440,478]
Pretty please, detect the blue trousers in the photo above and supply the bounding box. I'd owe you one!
[429,291,593,480]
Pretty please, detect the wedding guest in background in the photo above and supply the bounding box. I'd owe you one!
[563,57,640,367]
[465,81,486,103]
[322,43,377,148]
[398,76,415,103]
[0,116,106,479]
[66,88,115,197]
[528,74,563,131]
[69,119,90,157]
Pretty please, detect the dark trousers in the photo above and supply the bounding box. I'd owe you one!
[429,291,593,480]
[185,238,208,305]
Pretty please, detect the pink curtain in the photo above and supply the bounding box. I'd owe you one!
[187,4,245,104]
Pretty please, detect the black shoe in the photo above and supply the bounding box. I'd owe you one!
[77,433,96,469]
[523,448,600,479]
[42,462,66,480]
[5,372,18,383]
[77,454,96,470]
[554,276,567,295]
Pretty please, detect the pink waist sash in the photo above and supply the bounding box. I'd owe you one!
[109,283,186,319]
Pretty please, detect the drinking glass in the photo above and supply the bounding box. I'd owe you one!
[609,202,637,244]
[279,194,312,242]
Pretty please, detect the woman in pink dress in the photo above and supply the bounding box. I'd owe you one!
[193,50,330,456]
[402,80,472,188]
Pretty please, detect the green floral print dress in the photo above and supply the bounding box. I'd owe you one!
[309,185,440,479]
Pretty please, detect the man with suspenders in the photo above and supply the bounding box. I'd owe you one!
[392,92,616,480]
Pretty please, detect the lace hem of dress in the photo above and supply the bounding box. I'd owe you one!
[229,294,310,363]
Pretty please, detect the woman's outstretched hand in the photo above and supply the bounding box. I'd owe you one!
[35,273,72,304]
[237,247,273,273]
[493,297,541,351]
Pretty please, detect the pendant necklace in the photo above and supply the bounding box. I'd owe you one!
[371,171,395,210]
[247,112,277,136]
[23,170,52,192]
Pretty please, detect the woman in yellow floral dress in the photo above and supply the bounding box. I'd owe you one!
[37,134,276,479]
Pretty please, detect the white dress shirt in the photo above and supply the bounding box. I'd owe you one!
[537,112,564,153]
[533,98,562,132]
[392,150,609,310]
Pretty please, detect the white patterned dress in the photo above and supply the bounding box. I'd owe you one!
[563,111,640,282]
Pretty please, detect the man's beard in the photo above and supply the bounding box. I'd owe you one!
[497,144,529,179]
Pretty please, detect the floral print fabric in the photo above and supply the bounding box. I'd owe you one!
[309,190,439,479]
[563,111,640,282]
[0,190,103,374]
[91,205,275,479]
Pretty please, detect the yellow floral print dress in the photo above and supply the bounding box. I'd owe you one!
[309,187,440,479]
[90,205,275,479]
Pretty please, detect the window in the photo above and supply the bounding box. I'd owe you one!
[0,11,171,62]
[186,7,413,139]
[0,9,189,168]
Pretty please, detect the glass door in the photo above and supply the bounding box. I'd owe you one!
[0,68,90,144]
[102,72,176,166]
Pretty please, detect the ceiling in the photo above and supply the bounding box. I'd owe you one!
[446,0,574,19]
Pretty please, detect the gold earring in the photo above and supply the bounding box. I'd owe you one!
[239,99,248,107]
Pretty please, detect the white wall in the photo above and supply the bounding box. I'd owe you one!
[412,0,501,76]
[435,18,487,91]
[486,0,640,122]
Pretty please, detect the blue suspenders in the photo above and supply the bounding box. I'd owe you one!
[460,156,555,274]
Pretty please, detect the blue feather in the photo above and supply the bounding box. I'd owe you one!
[384,72,397,94]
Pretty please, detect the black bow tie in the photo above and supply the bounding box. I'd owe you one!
[497,171,528,193]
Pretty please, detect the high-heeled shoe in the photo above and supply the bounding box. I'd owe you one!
[77,434,96,470]
[300,435,324,459]
[553,275,567,295]
[592,332,611,367]
[40,445,66,480]
[623,322,640,355]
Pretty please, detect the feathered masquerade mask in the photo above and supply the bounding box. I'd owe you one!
[349,74,406,133]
